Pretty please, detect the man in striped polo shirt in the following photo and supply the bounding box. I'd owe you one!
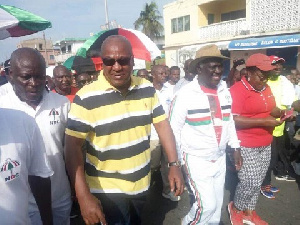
[65,35,184,225]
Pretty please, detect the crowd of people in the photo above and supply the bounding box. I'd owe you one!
[0,34,299,225]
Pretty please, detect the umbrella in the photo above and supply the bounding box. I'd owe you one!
[76,28,161,61]
[63,56,98,74]
[1,158,20,175]
[0,5,51,40]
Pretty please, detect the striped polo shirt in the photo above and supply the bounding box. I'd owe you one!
[66,73,166,196]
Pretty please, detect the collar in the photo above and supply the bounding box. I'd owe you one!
[98,71,139,92]
[241,76,266,92]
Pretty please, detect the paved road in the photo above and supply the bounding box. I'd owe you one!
[71,170,300,225]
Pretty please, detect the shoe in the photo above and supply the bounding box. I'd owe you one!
[285,175,296,182]
[269,186,280,193]
[260,188,275,199]
[227,201,243,225]
[162,192,181,201]
[243,211,268,225]
[275,175,288,180]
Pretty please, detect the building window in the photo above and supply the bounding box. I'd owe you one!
[39,44,43,50]
[171,15,190,33]
[49,55,55,60]
[208,14,214,25]
[221,9,246,22]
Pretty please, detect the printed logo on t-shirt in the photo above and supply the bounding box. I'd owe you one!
[49,108,60,125]
[0,158,21,183]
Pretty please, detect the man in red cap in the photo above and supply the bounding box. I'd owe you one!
[260,55,296,199]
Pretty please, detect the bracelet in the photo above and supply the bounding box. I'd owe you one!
[168,161,181,168]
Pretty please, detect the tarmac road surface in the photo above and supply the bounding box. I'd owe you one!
[71,170,300,225]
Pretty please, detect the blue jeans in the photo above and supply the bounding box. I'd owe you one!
[29,196,72,225]
[93,193,147,225]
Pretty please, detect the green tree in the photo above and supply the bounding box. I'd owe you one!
[134,1,164,40]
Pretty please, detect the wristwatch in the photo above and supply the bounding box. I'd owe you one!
[168,161,181,168]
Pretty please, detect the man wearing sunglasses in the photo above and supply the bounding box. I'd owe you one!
[65,35,184,225]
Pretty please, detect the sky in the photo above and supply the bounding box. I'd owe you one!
[0,0,174,62]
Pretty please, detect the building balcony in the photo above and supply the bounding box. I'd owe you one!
[55,53,74,64]
[198,18,249,42]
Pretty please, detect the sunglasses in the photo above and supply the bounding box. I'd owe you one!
[102,56,132,66]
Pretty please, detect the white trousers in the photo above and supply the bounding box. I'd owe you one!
[182,153,226,225]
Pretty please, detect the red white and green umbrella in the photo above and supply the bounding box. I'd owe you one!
[76,28,161,62]
[1,158,20,175]
[0,5,52,40]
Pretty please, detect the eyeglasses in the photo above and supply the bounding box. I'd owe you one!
[102,56,132,66]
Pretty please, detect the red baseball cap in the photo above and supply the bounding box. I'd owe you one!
[269,55,285,65]
[246,53,275,71]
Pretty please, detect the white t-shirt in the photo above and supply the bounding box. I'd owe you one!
[150,84,173,140]
[0,108,53,225]
[0,89,71,210]
[0,82,13,96]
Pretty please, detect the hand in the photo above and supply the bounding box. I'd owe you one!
[168,166,184,196]
[264,116,283,127]
[233,59,245,67]
[77,192,107,225]
[233,149,243,171]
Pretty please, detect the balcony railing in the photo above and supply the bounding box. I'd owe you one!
[55,53,74,64]
[198,18,248,41]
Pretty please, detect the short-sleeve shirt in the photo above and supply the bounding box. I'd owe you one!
[230,77,276,147]
[52,86,78,102]
[0,89,71,210]
[0,108,53,225]
[66,73,166,196]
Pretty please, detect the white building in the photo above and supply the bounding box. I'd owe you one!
[54,38,87,64]
[164,0,300,74]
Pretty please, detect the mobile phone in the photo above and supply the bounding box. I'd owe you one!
[280,108,294,121]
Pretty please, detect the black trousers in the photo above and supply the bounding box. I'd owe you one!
[262,135,291,186]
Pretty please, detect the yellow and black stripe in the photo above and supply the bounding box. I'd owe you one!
[66,72,166,195]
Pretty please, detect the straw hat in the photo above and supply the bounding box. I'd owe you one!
[189,44,229,74]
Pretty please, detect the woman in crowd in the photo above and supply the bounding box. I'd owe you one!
[228,53,284,225]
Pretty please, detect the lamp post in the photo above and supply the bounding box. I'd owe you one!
[104,0,110,29]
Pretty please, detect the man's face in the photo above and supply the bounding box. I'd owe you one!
[101,41,133,93]
[197,59,223,88]
[273,62,283,76]
[153,66,167,85]
[53,67,72,92]
[184,65,195,81]
[10,57,46,105]
[169,69,180,84]
[137,70,148,79]
[77,73,91,88]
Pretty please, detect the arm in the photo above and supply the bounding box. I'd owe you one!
[64,135,107,225]
[233,115,283,129]
[28,176,53,225]
[292,100,300,112]
[270,107,284,118]
[227,113,242,171]
[154,119,184,196]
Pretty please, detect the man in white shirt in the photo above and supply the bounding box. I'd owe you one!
[0,48,72,225]
[0,108,53,225]
[150,65,180,201]
[173,59,195,95]
[170,44,242,224]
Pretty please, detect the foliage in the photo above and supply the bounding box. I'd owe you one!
[134,1,164,40]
